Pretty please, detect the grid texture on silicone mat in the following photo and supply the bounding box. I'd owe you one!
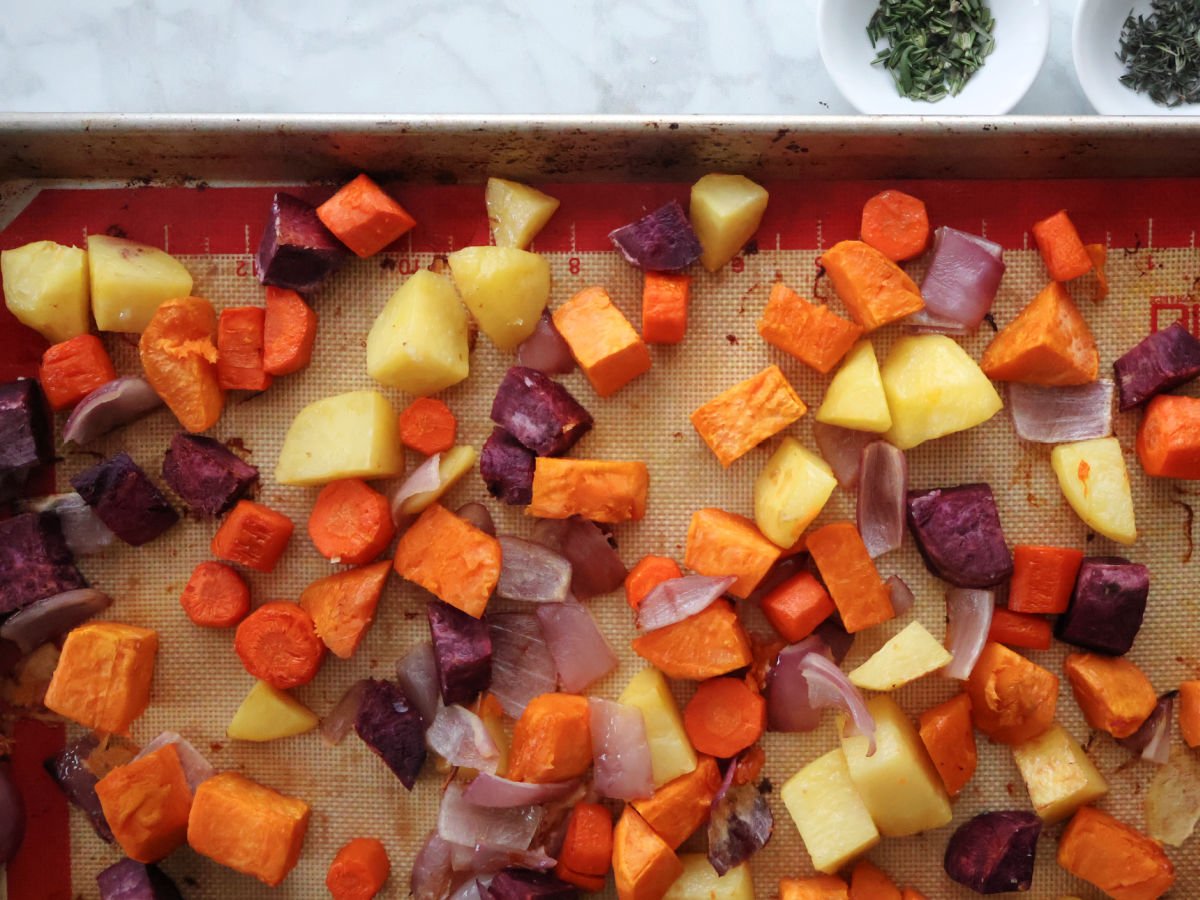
[5,184,1199,899]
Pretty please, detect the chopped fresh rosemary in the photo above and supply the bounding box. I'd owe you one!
[1117,0,1200,108]
[867,0,997,102]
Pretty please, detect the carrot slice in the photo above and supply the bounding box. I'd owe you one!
[263,287,318,376]
[180,561,250,628]
[39,334,117,411]
[682,677,765,758]
[397,397,457,456]
[234,601,326,690]
[1008,545,1083,615]
[216,306,272,392]
[760,571,835,643]
[860,190,930,262]
[211,500,294,573]
[307,478,395,565]
[326,837,391,900]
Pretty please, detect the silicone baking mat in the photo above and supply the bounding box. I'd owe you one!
[2,178,1199,899]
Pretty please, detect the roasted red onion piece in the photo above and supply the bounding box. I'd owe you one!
[0,764,24,865]
[589,697,654,801]
[943,588,995,680]
[462,774,580,809]
[451,843,557,876]
[886,575,915,616]
[390,453,443,525]
[24,492,115,556]
[134,732,214,793]
[1146,747,1200,846]
[412,831,455,900]
[396,642,442,725]
[916,226,1006,332]
[438,781,543,851]
[706,783,773,875]
[536,602,617,692]
[803,652,876,753]
[1008,381,1114,443]
[857,442,907,558]
[517,312,576,375]
[455,502,496,537]
[1119,692,1175,764]
[0,588,112,654]
[44,734,112,842]
[487,613,557,718]
[62,376,163,445]
[766,637,875,753]
[321,679,368,746]
[814,618,855,664]
[636,575,735,631]
[812,422,874,490]
[426,704,500,774]
[560,517,626,599]
[487,867,575,899]
[497,536,572,603]
[530,517,569,552]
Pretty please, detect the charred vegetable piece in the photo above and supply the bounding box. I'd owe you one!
[72,453,178,547]
[491,367,594,457]
[943,811,1041,895]
[1057,557,1149,656]
[482,427,536,505]
[707,782,773,876]
[907,484,1012,588]
[354,678,427,789]
[488,867,579,899]
[161,433,259,518]
[1113,321,1200,410]
[609,200,703,272]
[0,512,87,614]
[256,192,348,294]
[427,599,492,707]
[0,379,53,504]
[96,858,183,900]
[45,734,113,842]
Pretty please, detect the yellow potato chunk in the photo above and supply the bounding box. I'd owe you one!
[275,390,405,486]
[228,681,319,742]
[395,445,478,516]
[1012,724,1108,824]
[781,748,880,875]
[848,621,952,691]
[366,269,469,395]
[839,695,952,837]
[689,174,769,272]
[87,234,193,333]
[665,855,754,900]
[754,437,837,548]
[447,246,551,351]
[816,340,892,433]
[619,667,697,787]
[1051,437,1137,545]
[1,240,90,342]
[486,178,560,250]
[881,334,1003,450]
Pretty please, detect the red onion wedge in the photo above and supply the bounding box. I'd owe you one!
[636,575,736,631]
[497,536,572,603]
[857,442,907,559]
[463,774,580,808]
[887,575,915,616]
[560,517,627,599]
[25,492,115,556]
[134,732,214,793]
[589,697,654,801]
[802,652,877,754]
[438,781,543,851]
[536,602,617,692]
[1008,381,1114,444]
[450,842,556,875]
[44,735,113,842]
[412,831,455,900]
[707,782,773,875]
[487,613,557,718]
[943,589,995,680]
[916,226,1006,332]
[516,311,575,375]
[62,376,163,445]
[0,764,24,865]
[390,453,444,525]
[814,618,855,664]
[0,588,112,654]
[813,423,874,490]
[1119,692,1175,765]
[766,637,877,754]
[427,704,500,774]
[396,642,442,726]
[455,502,496,537]
[321,679,368,745]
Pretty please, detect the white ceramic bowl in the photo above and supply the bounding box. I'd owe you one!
[1074,0,1200,114]
[816,0,1051,114]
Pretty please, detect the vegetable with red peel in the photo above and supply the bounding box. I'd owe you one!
[767,637,876,753]
[1056,557,1149,656]
[812,422,873,490]
[44,734,114,842]
[536,602,617,692]
[426,704,501,774]
[463,774,580,809]
[256,192,348,293]
[321,679,368,746]
[456,502,497,537]
[609,199,703,272]
[396,643,441,725]
[390,453,444,523]
[517,312,576,375]
[589,697,654,801]
[412,832,454,900]
[72,452,179,547]
[943,588,995,681]
[96,858,183,900]
[857,441,907,558]
[911,227,1005,333]
[0,763,24,865]
[636,574,735,631]
[943,810,1041,895]
[907,484,1012,588]
[497,535,572,603]
[437,781,543,852]
[491,366,593,457]
[161,432,258,518]
[482,428,536,506]
[487,612,558,718]
[1113,320,1200,410]
[1008,381,1114,443]
[355,678,427,789]
[428,599,493,707]
[559,517,627,599]
[133,732,215,793]
[706,782,773,876]
[1119,692,1175,764]
[887,575,915,615]
[62,376,163,445]
[0,587,112,654]
[0,378,52,503]
[487,868,576,899]
[0,512,87,615]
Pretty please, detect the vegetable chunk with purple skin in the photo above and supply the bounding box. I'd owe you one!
[943,810,1041,895]
[1113,320,1200,410]
[96,857,183,900]
[256,192,348,294]
[0,379,53,503]
[72,452,179,547]
[907,484,1012,588]
[427,599,492,707]
[491,366,593,457]
[354,678,427,789]
[609,200,703,272]
[1056,556,1149,656]
[161,433,258,518]
[0,512,87,614]
[482,427,536,505]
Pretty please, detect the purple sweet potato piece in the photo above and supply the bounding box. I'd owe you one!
[162,432,259,518]
[44,734,113,842]
[609,200,703,272]
[944,810,1041,894]
[72,452,178,547]
[355,678,427,790]
[482,427,535,506]
[707,782,774,875]
[491,367,593,457]
[1113,321,1200,410]
[488,868,578,900]
[1056,556,1148,655]
[256,192,348,293]
[0,512,87,614]
[907,484,1013,588]
[428,599,492,706]
[0,379,52,503]
[96,858,183,900]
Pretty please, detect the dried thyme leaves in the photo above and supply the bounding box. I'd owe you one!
[1118,0,1200,108]
[867,0,997,102]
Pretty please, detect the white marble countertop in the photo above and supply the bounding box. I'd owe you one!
[2,0,1090,116]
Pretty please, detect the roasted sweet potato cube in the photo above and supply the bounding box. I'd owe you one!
[690,365,807,467]
[95,744,192,863]
[44,621,158,735]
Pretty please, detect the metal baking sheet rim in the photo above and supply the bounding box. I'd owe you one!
[2,113,1200,185]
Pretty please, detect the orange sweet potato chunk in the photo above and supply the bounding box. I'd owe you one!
[95,744,192,863]
[1064,652,1157,740]
[138,296,225,433]
[631,755,722,849]
[981,282,1099,386]
[684,507,781,599]
[43,621,158,735]
[757,281,863,374]
[613,806,684,900]
[506,693,593,783]
[966,642,1058,745]
[528,458,649,523]
[393,503,501,619]
[817,240,925,331]
[553,286,651,397]
[1057,806,1175,900]
[632,600,752,680]
[690,365,807,467]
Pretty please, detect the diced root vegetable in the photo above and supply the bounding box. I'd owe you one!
[491,366,593,457]
[0,379,53,503]
[1115,321,1200,410]
[448,246,552,351]
[609,199,703,272]
[691,365,808,467]
[355,679,427,789]
[486,178,561,250]
[0,511,87,615]
[427,599,493,707]
[87,234,194,334]
[481,427,536,505]
[690,173,769,272]
[161,433,258,518]
[366,270,470,395]
[256,192,347,293]
[275,390,405,486]
[1050,437,1137,545]
[1057,557,1148,656]
[1,240,90,343]
[943,811,1041,894]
